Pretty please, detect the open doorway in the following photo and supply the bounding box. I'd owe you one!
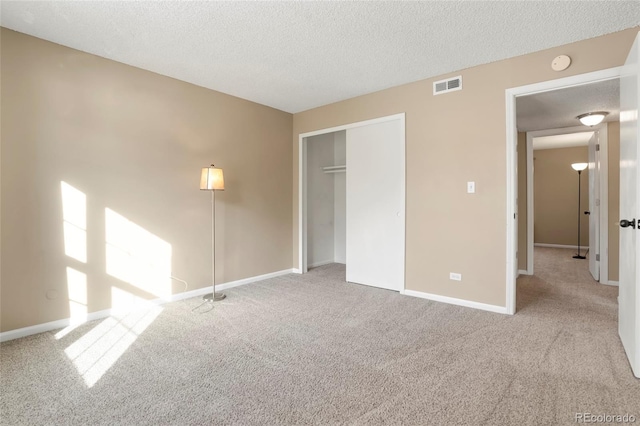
[528,129,593,264]
[516,79,620,286]
[505,66,623,315]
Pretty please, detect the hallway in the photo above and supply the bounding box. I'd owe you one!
[518,247,615,314]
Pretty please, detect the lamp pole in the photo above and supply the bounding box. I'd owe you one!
[573,168,586,259]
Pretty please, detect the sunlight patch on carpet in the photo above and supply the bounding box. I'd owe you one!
[64,299,162,388]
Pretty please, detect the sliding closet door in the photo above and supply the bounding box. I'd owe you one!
[346,118,405,291]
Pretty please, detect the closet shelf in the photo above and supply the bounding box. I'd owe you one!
[322,165,346,174]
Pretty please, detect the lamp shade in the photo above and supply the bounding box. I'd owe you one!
[571,162,588,171]
[200,165,225,190]
[577,111,608,126]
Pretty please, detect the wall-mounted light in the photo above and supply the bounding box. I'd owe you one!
[576,112,608,127]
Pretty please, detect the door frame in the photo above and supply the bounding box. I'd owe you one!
[524,124,609,282]
[506,66,621,315]
[298,113,406,278]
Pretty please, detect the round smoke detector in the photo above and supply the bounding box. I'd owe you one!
[551,55,571,71]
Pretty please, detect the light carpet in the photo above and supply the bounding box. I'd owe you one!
[1,247,638,425]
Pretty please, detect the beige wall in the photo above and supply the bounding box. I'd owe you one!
[533,147,589,246]
[292,27,639,307]
[0,29,293,332]
[609,121,620,281]
[517,132,527,271]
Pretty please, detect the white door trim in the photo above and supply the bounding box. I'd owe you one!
[525,124,608,280]
[526,130,535,276]
[506,66,621,315]
[599,124,610,285]
[298,113,406,283]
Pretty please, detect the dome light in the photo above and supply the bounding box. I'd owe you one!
[576,112,608,126]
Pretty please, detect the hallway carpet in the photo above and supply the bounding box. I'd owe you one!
[1,248,638,425]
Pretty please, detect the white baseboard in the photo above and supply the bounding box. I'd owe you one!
[0,309,115,344]
[534,243,580,249]
[308,260,334,268]
[400,289,508,315]
[602,280,619,286]
[215,268,296,292]
[0,268,296,343]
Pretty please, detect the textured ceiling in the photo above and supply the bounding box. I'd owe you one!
[517,79,620,132]
[1,1,639,113]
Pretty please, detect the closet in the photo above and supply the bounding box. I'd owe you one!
[303,114,405,292]
[306,130,346,268]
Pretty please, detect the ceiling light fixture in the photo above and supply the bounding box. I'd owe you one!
[576,111,608,127]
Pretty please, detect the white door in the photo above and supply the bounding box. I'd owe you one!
[346,118,405,291]
[514,138,519,280]
[619,32,640,378]
[588,132,600,281]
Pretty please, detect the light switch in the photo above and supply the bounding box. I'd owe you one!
[467,182,475,193]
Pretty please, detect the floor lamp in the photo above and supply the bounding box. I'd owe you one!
[200,164,226,301]
[571,162,588,259]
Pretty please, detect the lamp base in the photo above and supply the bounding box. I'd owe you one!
[203,292,226,302]
[573,255,587,259]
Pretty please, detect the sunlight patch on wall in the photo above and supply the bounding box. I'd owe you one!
[105,208,172,300]
[111,286,157,316]
[55,267,89,340]
[57,182,89,340]
[66,267,87,322]
[61,182,87,263]
[64,288,162,388]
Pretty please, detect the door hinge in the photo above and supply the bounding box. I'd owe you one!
[596,144,600,151]
[596,199,600,206]
[596,254,600,261]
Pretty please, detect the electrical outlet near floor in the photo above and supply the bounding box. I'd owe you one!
[449,272,462,281]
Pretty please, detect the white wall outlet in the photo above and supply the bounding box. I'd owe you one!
[449,272,462,281]
[467,182,475,193]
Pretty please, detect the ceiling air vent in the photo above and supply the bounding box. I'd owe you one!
[433,75,462,95]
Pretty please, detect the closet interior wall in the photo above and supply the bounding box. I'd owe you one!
[307,131,346,268]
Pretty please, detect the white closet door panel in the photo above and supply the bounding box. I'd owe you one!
[346,119,404,291]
